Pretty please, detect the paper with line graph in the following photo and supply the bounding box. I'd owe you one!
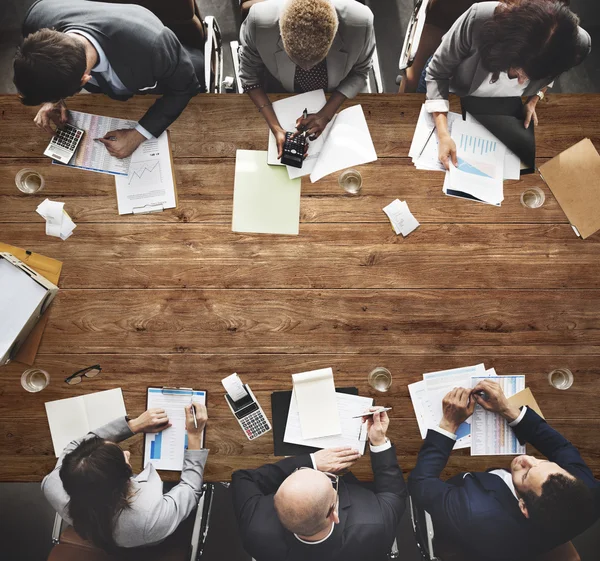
[115,131,177,214]
[445,119,506,206]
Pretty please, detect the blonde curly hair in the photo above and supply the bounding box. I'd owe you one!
[280,0,339,67]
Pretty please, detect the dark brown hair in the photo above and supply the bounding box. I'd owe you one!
[13,29,87,106]
[60,438,133,550]
[521,473,596,541]
[480,0,586,82]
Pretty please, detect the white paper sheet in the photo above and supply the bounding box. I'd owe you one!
[45,388,127,457]
[284,390,372,455]
[144,388,206,471]
[36,199,76,240]
[470,375,526,456]
[267,90,332,179]
[292,367,341,439]
[221,373,249,402]
[382,199,420,236]
[310,105,377,183]
[115,132,176,215]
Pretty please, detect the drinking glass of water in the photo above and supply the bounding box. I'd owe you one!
[548,368,574,390]
[520,186,545,209]
[368,367,392,392]
[21,368,50,392]
[15,169,45,194]
[338,169,362,195]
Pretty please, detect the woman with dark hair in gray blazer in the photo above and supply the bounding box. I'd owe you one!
[41,404,208,551]
[422,0,591,169]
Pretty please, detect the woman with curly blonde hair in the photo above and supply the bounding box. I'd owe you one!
[239,0,375,158]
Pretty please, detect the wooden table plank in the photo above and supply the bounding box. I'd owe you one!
[26,289,600,355]
[0,94,597,160]
[1,223,598,289]
[0,158,574,224]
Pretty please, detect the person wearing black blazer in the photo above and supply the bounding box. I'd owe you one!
[232,409,407,561]
[408,381,599,561]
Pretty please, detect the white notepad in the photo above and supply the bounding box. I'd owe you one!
[284,391,372,455]
[292,367,341,439]
[45,388,127,457]
[143,387,206,471]
[232,149,302,235]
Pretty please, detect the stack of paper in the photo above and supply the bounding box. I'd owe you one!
[36,199,76,240]
[408,104,461,171]
[383,199,420,236]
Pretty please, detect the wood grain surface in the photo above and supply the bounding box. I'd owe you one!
[0,93,599,482]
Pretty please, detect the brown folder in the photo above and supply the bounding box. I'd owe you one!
[0,242,62,365]
[508,387,545,419]
[538,138,600,239]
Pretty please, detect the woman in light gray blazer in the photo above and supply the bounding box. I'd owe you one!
[239,0,375,158]
[422,0,591,169]
[42,404,208,550]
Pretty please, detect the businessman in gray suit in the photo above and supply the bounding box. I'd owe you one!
[14,0,205,159]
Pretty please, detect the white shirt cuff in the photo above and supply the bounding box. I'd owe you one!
[135,124,154,140]
[310,453,317,470]
[508,406,527,427]
[424,99,450,113]
[369,439,392,453]
[432,426,458,441]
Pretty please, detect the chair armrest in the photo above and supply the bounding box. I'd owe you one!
[51,513,63,545]
[189,483,215,561]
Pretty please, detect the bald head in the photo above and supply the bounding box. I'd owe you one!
[274,469,336,537]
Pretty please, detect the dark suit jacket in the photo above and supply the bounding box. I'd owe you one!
[232,446,407,561]
[408,409,600,561]
[23,0,201,137]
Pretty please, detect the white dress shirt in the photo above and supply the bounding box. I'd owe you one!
[67,30,153,140]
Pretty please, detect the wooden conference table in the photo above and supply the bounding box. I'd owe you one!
[1,94,600,483]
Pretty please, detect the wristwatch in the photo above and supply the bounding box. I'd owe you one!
[535,90,545,101]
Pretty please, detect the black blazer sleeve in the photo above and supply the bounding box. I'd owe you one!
[371,445,408,543]
[512,408,599,488]
[408,430,472,535]
[231,454,313,538]
[138,27,200,137]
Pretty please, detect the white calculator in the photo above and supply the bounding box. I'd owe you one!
[43,123,85,164]
[225,385,272,441]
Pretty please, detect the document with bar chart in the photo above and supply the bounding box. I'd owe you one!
[144,387,206,471]
[115,131,177,214]
[445,119,506,206]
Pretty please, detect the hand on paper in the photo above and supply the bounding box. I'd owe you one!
[97,128,145,159]
[438,134,458,170]
[128,408,171,434]
[362,408,390,446]
[524,98,539,129]
[313,447,361,473]
[439,388,475,434]
[295,112,331,141]
[34,100,68,135]
[186,402,208,450]
[471,380,520,422]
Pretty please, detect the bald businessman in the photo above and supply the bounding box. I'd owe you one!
[231,409,407,561]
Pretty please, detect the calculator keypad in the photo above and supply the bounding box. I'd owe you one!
[50,124,84,152]
[240,410,270,440]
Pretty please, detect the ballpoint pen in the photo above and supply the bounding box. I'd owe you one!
[473,390,490,402]
[352,407,393,419]
[417,126,436,159]
[191,403,198,429]
[94,136,118,142]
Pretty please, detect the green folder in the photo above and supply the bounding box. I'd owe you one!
[232,150,302,235]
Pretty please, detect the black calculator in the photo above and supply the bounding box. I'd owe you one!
[43,123,85,164]
[280,132,306,169]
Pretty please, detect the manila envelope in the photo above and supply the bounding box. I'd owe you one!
[508,387,545,419]
[0,242,62,365]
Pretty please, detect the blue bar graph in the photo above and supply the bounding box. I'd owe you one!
[150,432,162,459]
[459,134,497,156]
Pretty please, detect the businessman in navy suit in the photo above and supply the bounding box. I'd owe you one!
[408,380,599,561]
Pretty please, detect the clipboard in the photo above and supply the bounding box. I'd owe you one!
[143,386,207,471]
[0,242,62,365]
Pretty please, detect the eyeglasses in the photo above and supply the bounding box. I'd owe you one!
[64,364,102,385]
[295,467,339,518]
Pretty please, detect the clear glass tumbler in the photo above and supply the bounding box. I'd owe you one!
[339,169,362,195]
[548,368,574,390]
[15,169,45,194]
[21,368,50,392]
[368,367,392,392]
[520,186,545,209]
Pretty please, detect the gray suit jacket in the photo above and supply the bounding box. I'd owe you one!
[41,417,209,548]
[426,1,592,103]
[23,0,201,137]
[239,0,375,98]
